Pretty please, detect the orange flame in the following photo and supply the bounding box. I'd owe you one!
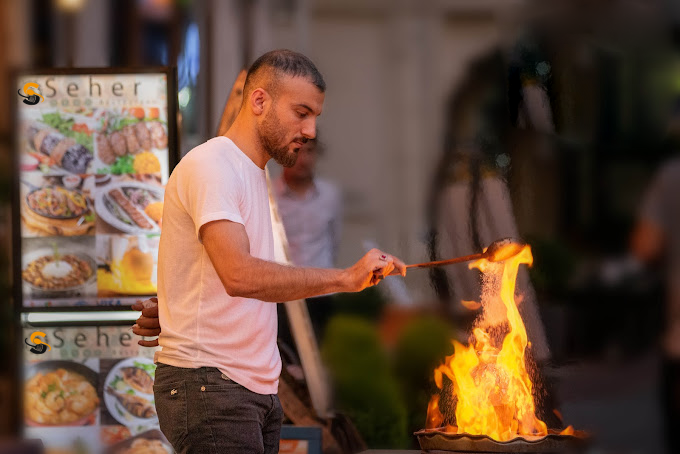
[426,395,444,429]
[560,425,574,436]
[461,299,482,311]
[426,244,548,441]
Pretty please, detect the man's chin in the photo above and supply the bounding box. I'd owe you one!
[276,152,298,168]
[282,157,298,168]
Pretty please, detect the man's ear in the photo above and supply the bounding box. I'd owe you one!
[250,88,267,116]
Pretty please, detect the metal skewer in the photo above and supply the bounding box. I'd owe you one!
[381,238,526,278]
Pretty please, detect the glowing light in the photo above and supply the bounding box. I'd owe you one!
[178,86,191,109]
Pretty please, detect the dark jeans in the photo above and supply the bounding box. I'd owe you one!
[154,363,283,454]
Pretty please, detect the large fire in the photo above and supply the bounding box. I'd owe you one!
[426,244,567,441]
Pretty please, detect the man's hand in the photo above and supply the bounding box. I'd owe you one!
[342,248,406,292]
[131,297,161,347]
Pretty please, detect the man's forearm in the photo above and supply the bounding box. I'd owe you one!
[225,256,348,302]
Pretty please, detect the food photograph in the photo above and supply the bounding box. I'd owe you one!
[20,173,95,237]
[21,236,97,299]
[94,175,164,235]
[27,431,98,454]
[99,357,157,428]
[103,428,172,454]
[20,111,96,176]
[96,234,159,297]
[92,107,169,179]
[24,359,100,428]
[19,104,169,179]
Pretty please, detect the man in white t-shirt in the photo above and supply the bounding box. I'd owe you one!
[135,50,406,454]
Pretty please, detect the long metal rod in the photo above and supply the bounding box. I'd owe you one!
[406,252,485,269]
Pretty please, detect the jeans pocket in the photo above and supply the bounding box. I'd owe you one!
[154,380,188,449]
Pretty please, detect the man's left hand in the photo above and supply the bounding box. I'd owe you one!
[131,297,161,347]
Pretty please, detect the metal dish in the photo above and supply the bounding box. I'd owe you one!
[95,181,163,234]
[103,357,158,427]
[25,185,92,221]
[415,428,589,453]
[104,429,172,454]
[24,360,99,427]
[22,248,97,295]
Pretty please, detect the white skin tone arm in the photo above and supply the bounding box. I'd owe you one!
[201,219,405,302]
[132,219,406,345]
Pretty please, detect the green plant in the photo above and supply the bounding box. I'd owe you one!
[330,286,386,321]
[322,315,408,448]
[393,316,455,441]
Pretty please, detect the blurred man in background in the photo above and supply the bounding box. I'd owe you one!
[631,110,680,454]
[273,136,342,344]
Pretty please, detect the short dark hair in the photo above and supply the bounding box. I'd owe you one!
[243,49,326,104]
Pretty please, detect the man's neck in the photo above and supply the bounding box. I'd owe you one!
[224,115,269,169]
[283,173,315,196]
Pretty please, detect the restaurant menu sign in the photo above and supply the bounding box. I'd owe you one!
[23,326,166,454]
[16,71,173,308]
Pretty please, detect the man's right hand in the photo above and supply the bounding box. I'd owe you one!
[342,248,406,293]
[131,297,161,347]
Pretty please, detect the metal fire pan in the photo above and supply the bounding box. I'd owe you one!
[415,428,589,453]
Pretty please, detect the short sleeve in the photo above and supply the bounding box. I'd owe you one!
[176,154,244,242]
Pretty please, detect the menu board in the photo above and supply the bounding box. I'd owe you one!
[22,326,167,454]
[15,70,176,308]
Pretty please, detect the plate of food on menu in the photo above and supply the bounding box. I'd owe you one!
[105,428,173,454]
[95,181,164,234]
[22,246,96,297]
[104,357,157,427]
[24,360,100,427]
[22,111,96,175]
[21,176,95,236]
[94,107,167,175]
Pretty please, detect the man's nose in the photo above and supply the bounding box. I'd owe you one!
[301,119,316,139]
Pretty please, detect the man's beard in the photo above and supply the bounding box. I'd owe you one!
[258,109,298,167]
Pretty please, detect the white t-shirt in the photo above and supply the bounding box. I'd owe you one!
[154,136,280,394]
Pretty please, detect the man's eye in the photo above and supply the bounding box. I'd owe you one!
[297,111,307,118]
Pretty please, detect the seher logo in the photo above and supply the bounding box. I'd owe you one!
[18,82,44,105]
[25,331,51,354]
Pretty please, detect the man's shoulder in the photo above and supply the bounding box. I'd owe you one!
[178,137,239,173]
